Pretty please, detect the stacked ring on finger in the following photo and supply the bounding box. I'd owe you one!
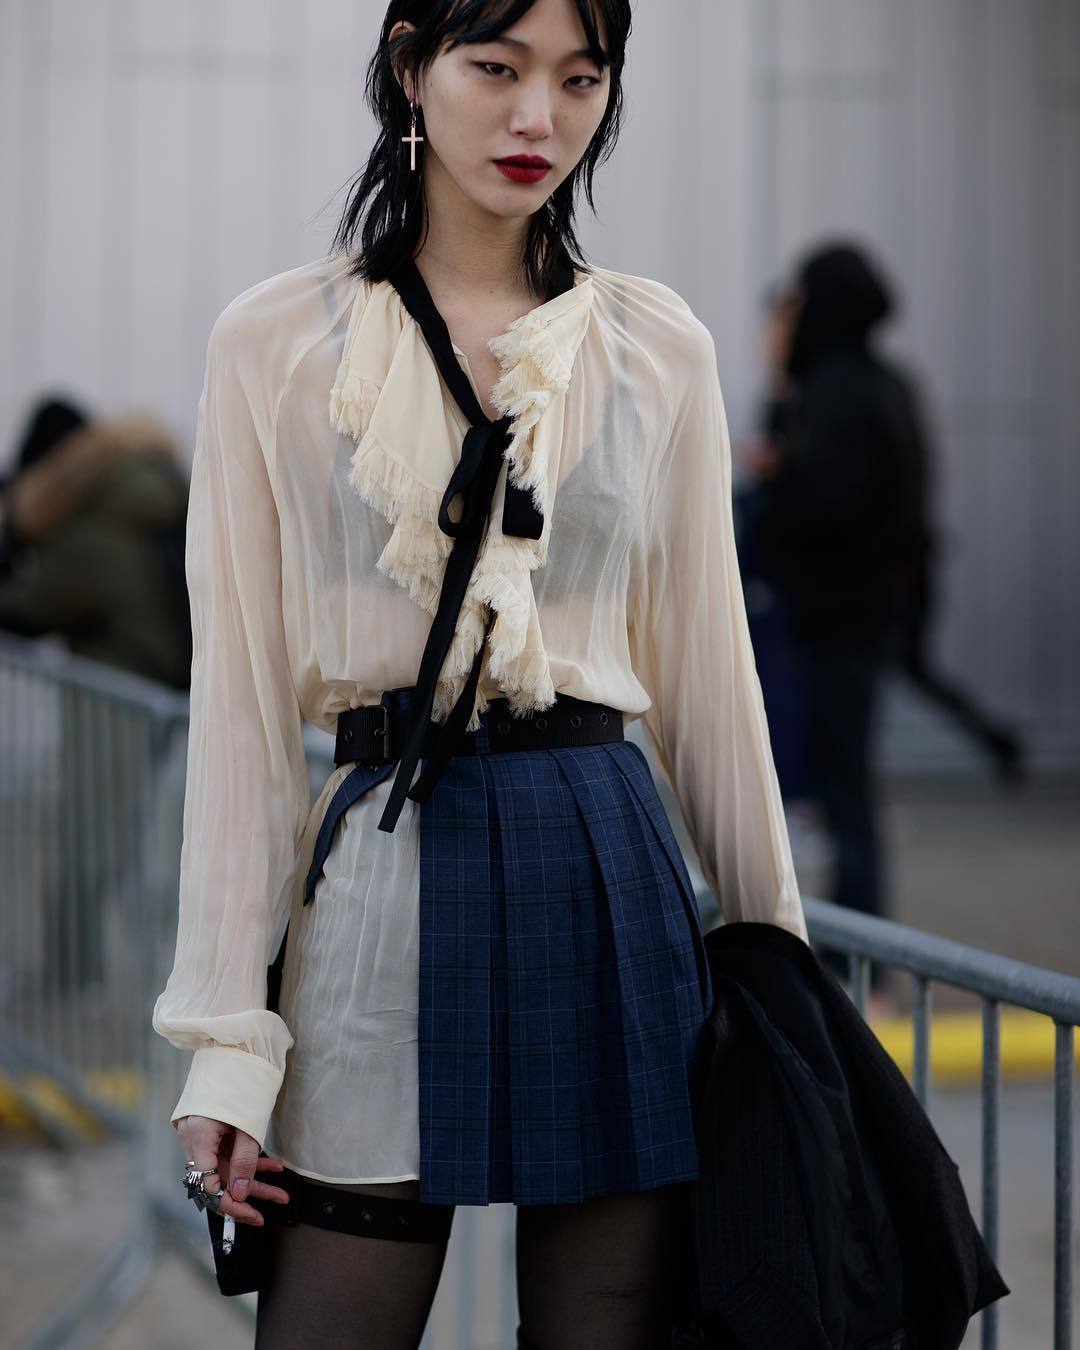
[202,1185,228,1216]
[183,1165,219,1201]
[190,1177,227,1215]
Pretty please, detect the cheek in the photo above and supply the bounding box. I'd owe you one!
[572,94,607,137]
[424,66,476,121]
[422,119,467,171]
[563,106,604,159]
[428,85,497,152]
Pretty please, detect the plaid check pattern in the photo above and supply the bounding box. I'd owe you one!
[417,732,714,1207]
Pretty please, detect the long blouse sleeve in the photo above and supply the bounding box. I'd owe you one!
[628,315,809,944]
[151,303,311,1146]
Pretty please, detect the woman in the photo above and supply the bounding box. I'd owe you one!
[153,1,809,1345]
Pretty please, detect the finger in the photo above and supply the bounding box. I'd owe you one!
[245,1178,290,1205]
[226,1130,262,1206]
[215,1141,283,1195]
[183,1124,239,1219]
[218,1188,261,1223]
[189,1137,221,1193]
[178,1122,242,1221]
[215,1190,265,1227]
[215,1132,235,1193]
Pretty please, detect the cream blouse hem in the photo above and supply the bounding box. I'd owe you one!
[271,1158,421,1187]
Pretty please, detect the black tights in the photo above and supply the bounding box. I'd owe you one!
[254,1177,692,1350]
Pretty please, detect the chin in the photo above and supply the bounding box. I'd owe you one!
[475,188,545,218]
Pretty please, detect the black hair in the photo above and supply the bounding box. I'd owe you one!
[785,240,898,378]
[326,0,632,298]
[13,395,90,475]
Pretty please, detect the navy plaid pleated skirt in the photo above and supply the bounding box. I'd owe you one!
[304,702,715,1208]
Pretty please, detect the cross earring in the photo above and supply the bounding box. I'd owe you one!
[402,99,424,172]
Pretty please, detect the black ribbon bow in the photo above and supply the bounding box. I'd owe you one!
[375,250,574,833]
[438,422,542,543]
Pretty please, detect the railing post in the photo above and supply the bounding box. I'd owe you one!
[1053,1020,1075,1350]
[981,996,1001,1350]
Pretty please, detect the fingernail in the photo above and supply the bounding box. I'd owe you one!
[232,1179,249,1197]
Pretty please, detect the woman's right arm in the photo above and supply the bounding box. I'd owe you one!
[152,302,311,1218]
[627,308,809,945]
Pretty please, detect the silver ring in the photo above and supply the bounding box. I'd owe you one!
[183,1165,218,1200]
[203,1186,227,1216]
[190,1182,227,1215]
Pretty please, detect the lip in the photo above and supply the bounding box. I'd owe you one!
[494,157,552,184]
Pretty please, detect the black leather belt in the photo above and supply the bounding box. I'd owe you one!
[334,688,624,767]
[263,1166,454,1240]
[205,1164,456,1295]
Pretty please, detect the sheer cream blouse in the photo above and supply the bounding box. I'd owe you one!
[151,249,809,1177]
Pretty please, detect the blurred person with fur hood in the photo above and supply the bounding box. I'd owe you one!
[0,394,191,690]
[0,395,192,989]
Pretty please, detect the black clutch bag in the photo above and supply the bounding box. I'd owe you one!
[205,1157,302,1295]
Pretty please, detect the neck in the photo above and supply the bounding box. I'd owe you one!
[412,156,541,302]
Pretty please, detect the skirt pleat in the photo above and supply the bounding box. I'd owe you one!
[418,737,714,1207]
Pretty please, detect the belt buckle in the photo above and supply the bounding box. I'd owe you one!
[371,702,392,762]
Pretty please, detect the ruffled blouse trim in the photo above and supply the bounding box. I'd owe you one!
[328,270,594,729]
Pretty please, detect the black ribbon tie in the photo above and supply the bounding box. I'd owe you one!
[375,249,574,833]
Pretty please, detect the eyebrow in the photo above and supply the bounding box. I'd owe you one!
[487,35,610,65]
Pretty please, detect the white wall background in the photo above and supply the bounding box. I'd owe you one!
[0,0,1076,769]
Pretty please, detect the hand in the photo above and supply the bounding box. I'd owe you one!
[177,1115,289,1228]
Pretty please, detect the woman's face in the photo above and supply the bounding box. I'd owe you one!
[392,0,610,222]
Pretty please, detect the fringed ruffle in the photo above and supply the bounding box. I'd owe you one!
[488,314,575,516]
[329,274,593,730]
[328,370,382,441]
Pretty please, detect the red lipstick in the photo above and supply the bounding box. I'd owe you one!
[494,155,552,184]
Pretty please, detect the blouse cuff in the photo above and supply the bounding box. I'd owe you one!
[170,1046,284,1148]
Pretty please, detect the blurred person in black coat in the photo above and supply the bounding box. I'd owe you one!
[748,242,925,999]
[746,243,1026,1001]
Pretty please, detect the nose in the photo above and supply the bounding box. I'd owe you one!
[508,85,556,139]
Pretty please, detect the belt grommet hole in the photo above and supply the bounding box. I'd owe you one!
[599,712,609,725]
[570,714,582,728]
[535,718,547,730]
[498,721,510,734]
[374,727,384,737]
[361,1209,374,1222]
[343,729,353,741]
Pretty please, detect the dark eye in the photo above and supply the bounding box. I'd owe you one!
[473,62,601,91]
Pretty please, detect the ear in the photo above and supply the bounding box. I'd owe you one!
[388,20,419,104]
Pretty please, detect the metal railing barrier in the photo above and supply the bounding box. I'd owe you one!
[0,631,1076,1349]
